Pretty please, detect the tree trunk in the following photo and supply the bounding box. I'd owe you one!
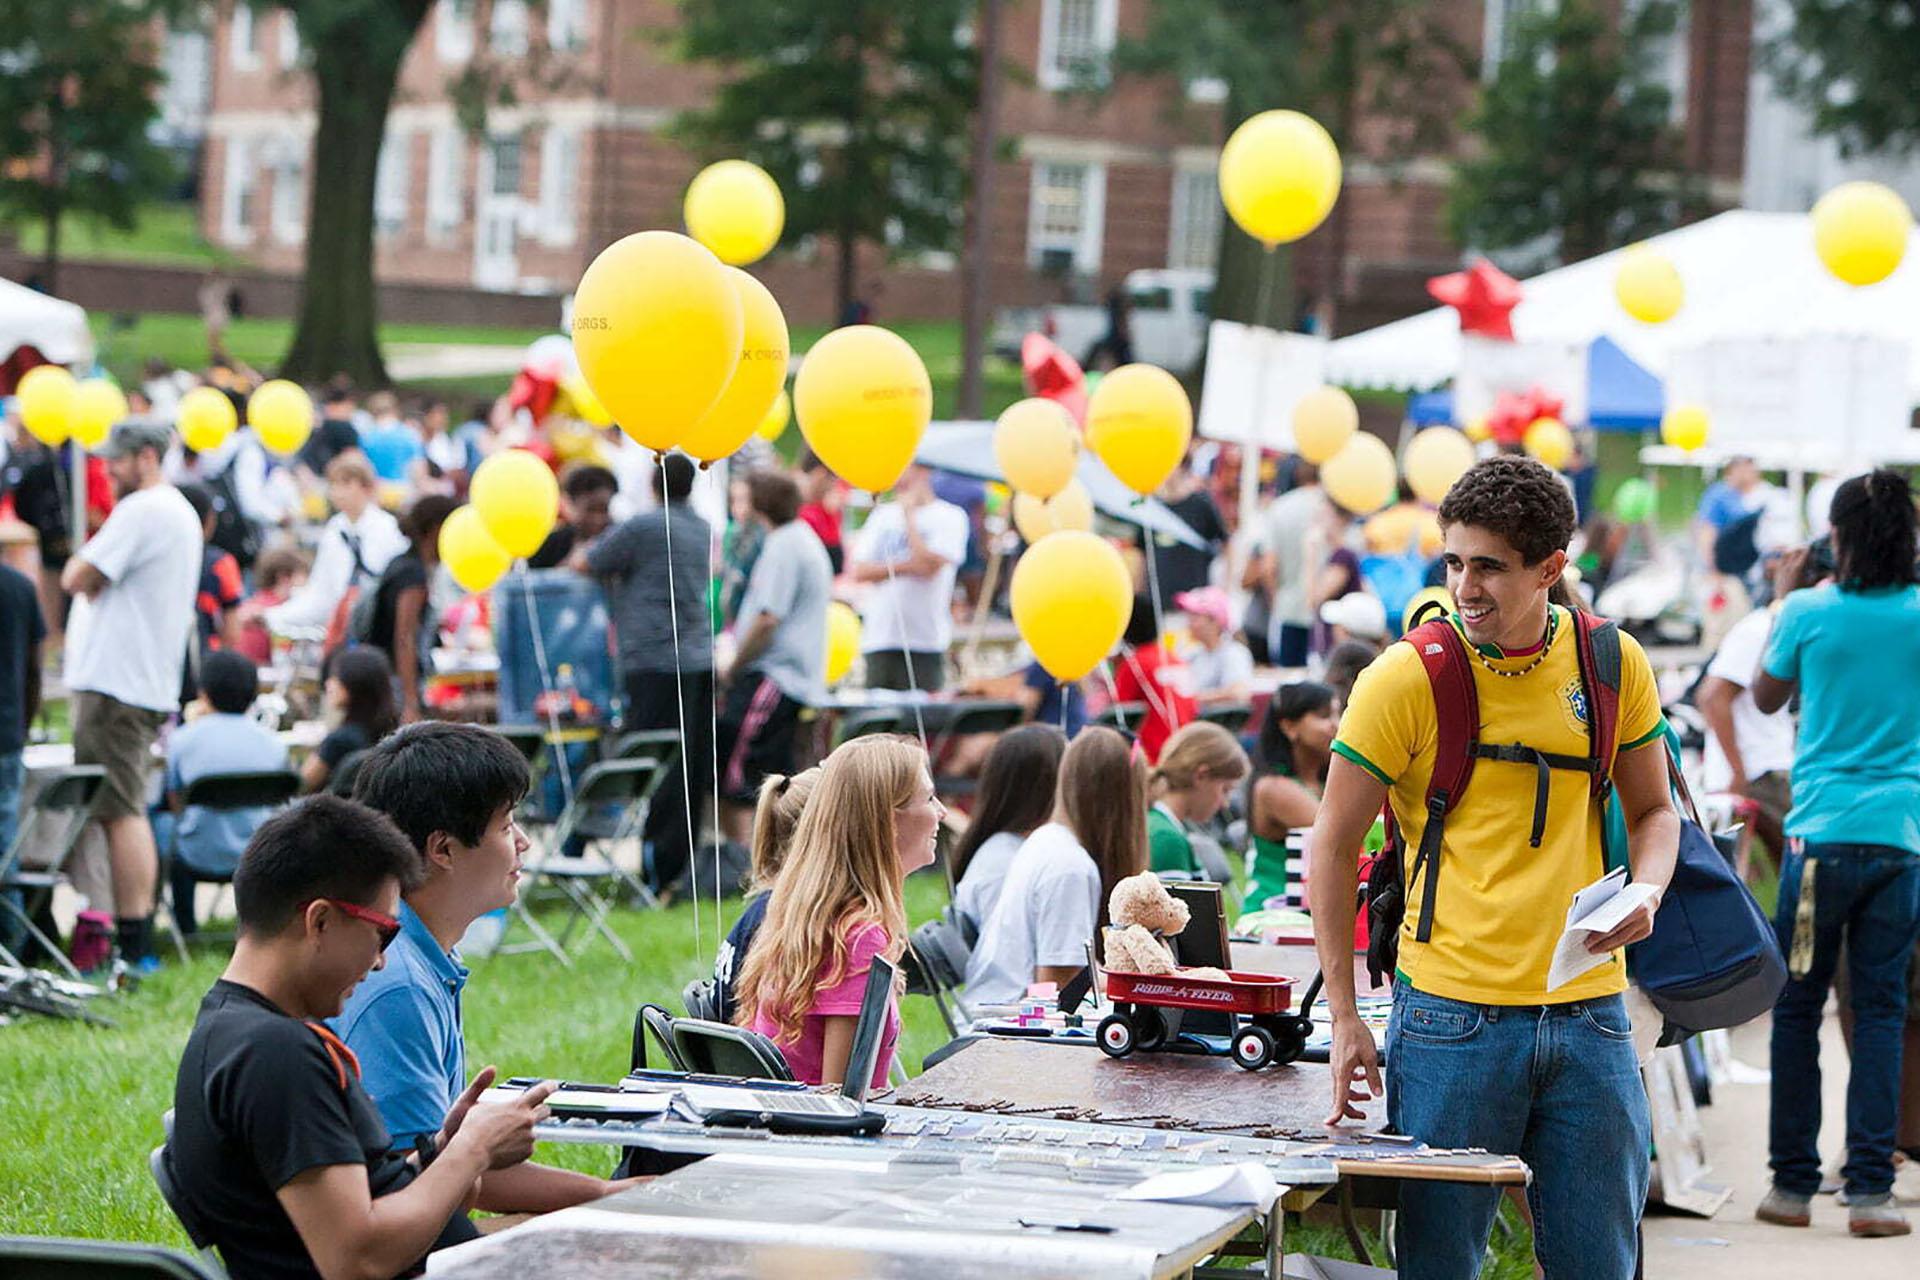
[281,3,429,386]
[956,0,1003,419]
[834,223,858,324]
[40,201,61,299]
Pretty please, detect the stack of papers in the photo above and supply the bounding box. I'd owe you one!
[1113,1163,1284,1212]
[1547,868,1659,991]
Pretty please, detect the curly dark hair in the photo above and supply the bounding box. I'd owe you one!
[1436,455,1577,566]
[1830,469,1918,591]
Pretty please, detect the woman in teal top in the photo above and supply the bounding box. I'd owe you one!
[1243,681,1341,911]
[1147,722,1249,878]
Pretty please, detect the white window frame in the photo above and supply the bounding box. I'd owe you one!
[426,127,466,241]
[1482,0,1556,81]
[221,137,257,245]
[229,4,260,71]
[270,144,307,245]
[1037,0,1118,91]
[489,0,530,57]
[1025,158,1105,274]
[375,129,412,240]
[436,0,476,62]
[547,0,588,53]
[1167,164,1222,271]
[277,11,300,68]
[538,126,580,245]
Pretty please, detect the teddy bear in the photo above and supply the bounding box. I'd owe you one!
[1102,872,1229,981]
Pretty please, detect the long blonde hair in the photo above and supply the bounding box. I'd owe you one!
[734,736,926,1042]
[1150,722,1249,797]
[748,767,822,892]
[1057,727,1148,930]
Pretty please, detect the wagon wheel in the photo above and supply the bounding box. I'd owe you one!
[1133,1006,1169,1052]
[1266,1015,1310,1065]
[1097,1012,1137,1058]
[1231,1024,1275,1071]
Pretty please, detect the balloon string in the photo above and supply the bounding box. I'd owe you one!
[1099,660,1130,733]
[518,561,576,811]
[661,470,702,962]
[706,467,724,946]
[879,551,932,755]
[1142,519,1171,673]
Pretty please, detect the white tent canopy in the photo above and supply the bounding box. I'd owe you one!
[1326,210,1920,406]
[0,276,93,368]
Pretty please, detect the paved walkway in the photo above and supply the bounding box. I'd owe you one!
[385,343,527,381]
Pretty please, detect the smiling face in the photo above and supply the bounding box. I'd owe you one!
[440,803,529,916]
[1282,701,1341,755]
[892,770,945,875]
[306,879,401,1018]
[1442,522,1566,651]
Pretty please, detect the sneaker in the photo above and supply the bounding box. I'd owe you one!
[1756,1187,1813,1227]
[1848,1194,1911,1238]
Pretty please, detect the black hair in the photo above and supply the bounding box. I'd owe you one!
[797,448,828,474]
[351,721,530,854]
[1123,594,1159,648]
[1254,680,1337,780]
[653,453,696,503]
[200,649,260,715]
[951,724,1067,885]
[402,494,458,544]
[327,647,400,742]
[234,795,425,936]
[562,463,619,500]
[1829,469,1918,591]
[1436,455,1577,566]
[179,482,214,527]
[1321,642,1376,709]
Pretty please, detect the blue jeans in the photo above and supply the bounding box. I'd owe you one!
[1768,840,1920,1198]
[1386,985,1650,1280]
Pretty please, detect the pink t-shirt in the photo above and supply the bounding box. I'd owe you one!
[748,921,900,1090]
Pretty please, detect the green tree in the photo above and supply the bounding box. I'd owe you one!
[1448,0,1693,264]
[669,0,979,321]
[1767,1,1920,153]
[0,0,177,296]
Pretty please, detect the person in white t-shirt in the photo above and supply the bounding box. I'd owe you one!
[59,420,204,969]
[256,451,406,636]
[849,465,969,693]
[1174,586,1254,707]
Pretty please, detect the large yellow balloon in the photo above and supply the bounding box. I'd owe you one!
[824,601,861,686]
[1321,432,1396,515]
[469,448,559,558]
[1614,246,1683,324]
[439,505,513,593]
[180,385,238,453]
[1011,478,1094,543]
[1660,403,1710,452]
[1523,416,1573,470]
[993,398,1079,499]
[756,388,791,442]
[684,159,786,267]
[1218,110,1342,247]
[1292,385,1358,464]
[72,379,128,450]
[573,230,744,452]
[1403,427,1476,506]
[1086,364,1192,496]
[679,269,791,465]
[1812,181,1913,287]
[1011,530,1133,683]
[794,325,932,493]
[248,379,315,456]
[17,365,77,446]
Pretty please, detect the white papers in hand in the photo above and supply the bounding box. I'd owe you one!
[1546,868,1659,992]
[1113,1163,1283,1212]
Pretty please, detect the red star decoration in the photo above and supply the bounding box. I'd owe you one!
[1427,258,1523,340]
[1487,386,1565,446]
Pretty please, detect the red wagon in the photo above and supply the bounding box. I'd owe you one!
[1099,969,1311,1070]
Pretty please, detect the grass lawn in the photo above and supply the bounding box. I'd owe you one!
[13,205,240,271]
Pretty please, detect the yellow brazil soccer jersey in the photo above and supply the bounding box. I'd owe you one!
[1333,607,1665,1005]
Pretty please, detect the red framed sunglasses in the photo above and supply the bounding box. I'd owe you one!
[301,898,403,951]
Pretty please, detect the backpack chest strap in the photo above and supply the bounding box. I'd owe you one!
[1473,743,1608,848]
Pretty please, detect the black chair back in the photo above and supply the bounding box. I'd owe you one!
[148,1147,214,1251]
[0,1235,224,1279]
[670,1018,794,1080]
[31,767,108,814]
[630,1002,686,1072]
[682,977,721,1023]
[1196,703,1254,736]
[608,730,682,767]
[835,708,907,747]
[180,770,302,810]
[909,913,972,993]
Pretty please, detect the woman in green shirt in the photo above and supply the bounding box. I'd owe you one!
[1243,681,1341,911]
[1147,722,1249,878]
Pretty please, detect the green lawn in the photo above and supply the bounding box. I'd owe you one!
[13,204,239,270]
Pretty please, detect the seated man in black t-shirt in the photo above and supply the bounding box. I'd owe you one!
[169,795,556,1280]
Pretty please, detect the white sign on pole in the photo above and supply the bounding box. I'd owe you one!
[1454,335,1589,426]
[1196,320,1327,450]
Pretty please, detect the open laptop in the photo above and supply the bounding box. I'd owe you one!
[841,954,899,1103]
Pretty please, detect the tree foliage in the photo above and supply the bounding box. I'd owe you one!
[1767,0,1920,154]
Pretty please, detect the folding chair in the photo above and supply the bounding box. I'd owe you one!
[0,766,106,984]
[630,1002,687,1072]
[833,707,908,748]
[682,977,722,1023]
[158,771,301,960]
[149,1111,221,1270]
[907,908,977,1038]
[494,757,674,965]
[926,700,1025,802]
[0,1236,226,1280]
[670,1016,794,1080]
[1196,702,1254,736]
[1096,701,1149,731]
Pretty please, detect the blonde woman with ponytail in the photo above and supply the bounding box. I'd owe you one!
[1146,722,1250,878]
[735,736,943,1087]
[712,766,821,1024]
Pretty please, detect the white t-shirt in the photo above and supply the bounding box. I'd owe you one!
[964,823,1102,1006]
[1702,605,1796,791]
[853,499,970,654]
[1256,485,1327,627]
[1185,638,1254,696]
[67,484,203,712]
[265,507,407,633]
[952,830,1027,934]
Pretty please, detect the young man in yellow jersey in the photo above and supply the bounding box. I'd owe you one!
[1309,456,1680,1279]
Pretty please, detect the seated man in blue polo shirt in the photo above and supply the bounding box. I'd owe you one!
[332,721,622,1212]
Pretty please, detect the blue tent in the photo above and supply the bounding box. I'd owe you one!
[1399,337,1664,432]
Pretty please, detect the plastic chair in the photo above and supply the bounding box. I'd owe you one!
[0,1235,226,1279]
[670,1017,795,1080]
[0,767,106,983]
[159,771,302,959]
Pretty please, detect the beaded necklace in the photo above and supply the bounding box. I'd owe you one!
[1466,609,1558,679]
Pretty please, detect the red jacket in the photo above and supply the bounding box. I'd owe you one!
[1112,643,1194,763]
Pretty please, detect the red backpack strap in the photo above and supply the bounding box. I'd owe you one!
[1403,618,1479,943]
[1570,610,1624,799]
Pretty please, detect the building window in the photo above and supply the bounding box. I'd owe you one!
[539,127,580,244]
[270,147,307,245]
[427,127,466,239]
[1482,0,1550,79]
[547,0,588,52]
[1167,166,1221,271]
[488,134,522,197]
[277,11,300,68]
[375,130,412,240]
[1038,0,1118,90]
[490,0,529,56]
[1026,159,1105,275]
[437,0,475,62]
[229,4,260,71]
[221,138,257,244]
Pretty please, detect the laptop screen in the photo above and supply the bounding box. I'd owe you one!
[841,954,897,1102]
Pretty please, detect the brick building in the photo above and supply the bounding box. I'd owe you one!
[200,0,1759,331]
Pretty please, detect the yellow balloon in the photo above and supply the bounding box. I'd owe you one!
[824,601,861,686]
[1085,364,1192,496]
[1660,403,1710,452]
[1402,586,1456,635]
[794,325,932,493]
[248,379,314,456]
[1011,492,1052,544]
[1012,479,1093,542]
[72,379,128,450]
[17,365,77,446]
[993,398,1079,499]
[1403,426,1476,506]
[684,159,786,267]
[1292,385,1358,464]
[1218,109,1342,247]
[180,385,238,453]
[469,448,559,558]
[1614,246,1683,324]
[1322,432,1396,515]
[574,230,744,452]
[1812,181,1913,287]
[439,505,513,593]
[560,375,612,428]
[1523,416,1573,470]
[1463,415,1492,444]
[1011,530,1133,683]
[680,269,791,465]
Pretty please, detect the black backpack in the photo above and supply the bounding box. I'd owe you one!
[205,449,264,569]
